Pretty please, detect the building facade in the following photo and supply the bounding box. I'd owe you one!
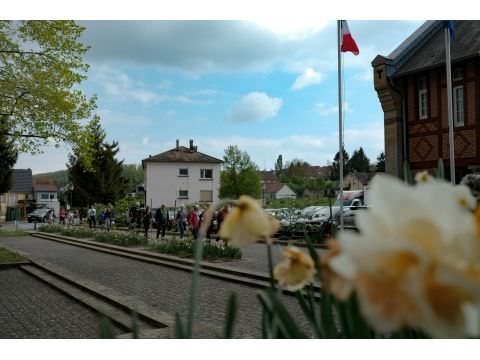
[33,177,60,214]
[0,169,34,222]
[373,21,480,181]
[142,140,223,208]
[264,181,297,200]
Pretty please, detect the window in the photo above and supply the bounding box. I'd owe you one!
[178,190,189,199]
[200,190,213,202]
[41,194,49,200]
[50,194,55,200]
[200,169,213,179]
[453,85,464,127]
[179,168,188,177]
[418,77,428,120]
[453,67,464,81]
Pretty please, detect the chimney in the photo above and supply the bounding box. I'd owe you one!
[176,139,179,149]
[189,139,194,150]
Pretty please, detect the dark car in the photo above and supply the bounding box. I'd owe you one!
[27,208,53,223]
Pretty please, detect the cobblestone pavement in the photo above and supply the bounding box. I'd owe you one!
[0,267,123,338]
[0,236,315,338]
[216,243,324,274]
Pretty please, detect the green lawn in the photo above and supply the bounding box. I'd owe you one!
[0,246,25,264]
[0,230,28,237]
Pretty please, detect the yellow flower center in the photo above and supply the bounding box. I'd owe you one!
[475,207,480,239]
[458,197,468,208]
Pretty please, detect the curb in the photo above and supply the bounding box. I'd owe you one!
[0,260,31,269]
[30,232,322,295]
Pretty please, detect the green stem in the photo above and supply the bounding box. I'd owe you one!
[267,241,275,289]
[186,234,204,338]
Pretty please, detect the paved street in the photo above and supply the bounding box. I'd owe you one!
[0,267,123,338]
[0,235,314,338]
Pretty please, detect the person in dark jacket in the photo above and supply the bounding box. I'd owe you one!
[143,206,152,238]
[155,204,168,240]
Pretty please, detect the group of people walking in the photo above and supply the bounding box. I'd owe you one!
[87,205,115,231]
[137,203,230,241]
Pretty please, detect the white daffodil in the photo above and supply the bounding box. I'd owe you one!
[330,174,480,338]
[274,246,315,291]
[218,196,279,247]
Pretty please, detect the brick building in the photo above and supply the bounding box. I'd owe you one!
[373,21,480,181]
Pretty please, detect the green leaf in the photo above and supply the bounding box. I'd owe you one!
[319,289,338,338]
[403,160,413,184]
[175,312,185,339]
[436,158,445,179]
[224,292,238,339]
[99,315,115,339]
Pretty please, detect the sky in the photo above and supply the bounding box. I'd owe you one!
[16,20,423,174]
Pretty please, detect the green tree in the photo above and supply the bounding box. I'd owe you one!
[329,148,351,181]
[122,164,144,192]
[285,159,310,178]
[67,119,128,206]
[219,145,262,199]
[348,147,371,173]
[275,154,283,176]
[0,20,98,170]
[0,133,18,193]
[376,151,386,172]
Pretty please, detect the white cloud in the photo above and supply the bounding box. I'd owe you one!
[225,92,283,122]
[315,102,350,116]
[92,67,209,105]
[81,21,422,75]
[291,68,325,90]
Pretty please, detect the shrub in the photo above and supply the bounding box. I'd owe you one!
[150,239,242,261]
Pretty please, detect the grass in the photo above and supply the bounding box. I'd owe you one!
[0,230,28,237]
[150,239,242,261]
[0,246,25,264]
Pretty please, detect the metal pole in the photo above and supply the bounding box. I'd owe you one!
[337,20,344,229]
[445,28,456,184]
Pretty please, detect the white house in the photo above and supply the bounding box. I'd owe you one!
[264,181,297,200]
[142,140,223,208]
[33,177,60,214]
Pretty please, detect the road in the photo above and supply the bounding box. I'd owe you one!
[0,235,316,338]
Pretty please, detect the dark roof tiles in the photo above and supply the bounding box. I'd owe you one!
[11,169,33,193]
[142,146,223,164]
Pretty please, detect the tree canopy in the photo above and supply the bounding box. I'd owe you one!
[329,148,351,181]
[0,133,18,193]
[0,20,97,168]
[219,145,262,199]
[67,119,128,206]
[348,147,371,173]
[376,151,386,172]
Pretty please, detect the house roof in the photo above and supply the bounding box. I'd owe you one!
[142,146,223,164]
[260,170,277,182]
[264,181,290,194]
[305,165,330,178]
[33,177,57,192]
[374,21,480,78]
[11,169,33,193]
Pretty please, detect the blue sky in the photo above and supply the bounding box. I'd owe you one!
[17,20,423,173]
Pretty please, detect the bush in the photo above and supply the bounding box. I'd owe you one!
[150,239,242,261]
[38,224,147,247]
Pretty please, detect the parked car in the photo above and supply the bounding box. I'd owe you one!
[27,208,53,223]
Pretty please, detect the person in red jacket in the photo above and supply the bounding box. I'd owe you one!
[188,205,200,240]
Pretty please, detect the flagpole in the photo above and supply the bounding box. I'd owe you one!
[337,20,344,229]
[445,26,455,184]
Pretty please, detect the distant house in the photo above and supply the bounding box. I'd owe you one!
[305,165,330,179]
[344,172,375,191]
[259,170,277,183]
[142,140,223,208]
[0,169,34,222]
[263,181,296,200]
[33,177,60,214]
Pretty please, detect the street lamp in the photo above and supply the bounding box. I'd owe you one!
[69,183,74,209]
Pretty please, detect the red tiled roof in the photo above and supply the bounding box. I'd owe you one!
[33,178,57,192]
